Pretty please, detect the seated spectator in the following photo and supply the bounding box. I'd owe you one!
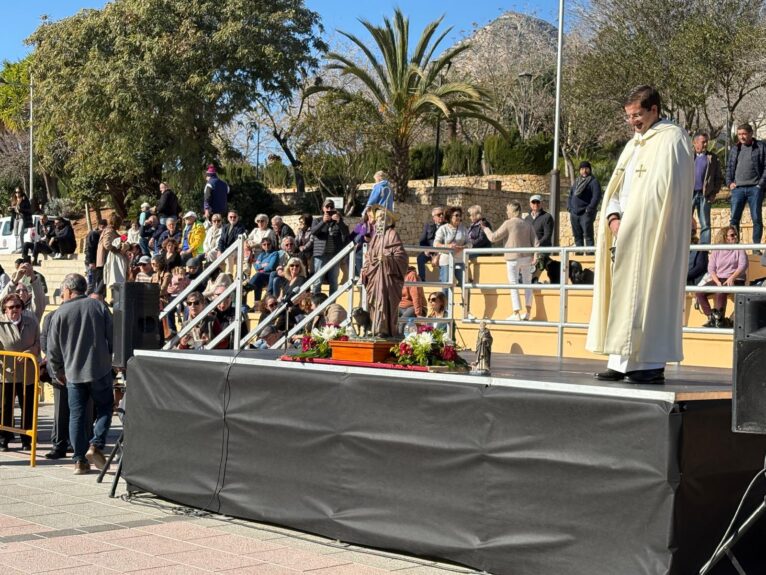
[179,211,206,264]
[295,213,314,274]
[139,215,159,256]
[162,238,182,270]
[244,237,279,301]
[278,258,307,302]
[186,256,204,283]
[139,202,151,226]
[204,213,223,262]
[134,256,153,282]
[127,220,141,245]
[696,226,748,328]
[416,207,445,281]
[167,265,190,301]
[247,213,277,257]
[426,291,451,335]
[687,220,708,286]
[22,214,54,265]
[399,266,426,319]
[211,282,249,348]
[176,291,226,349]
[272,215,295,244]
[156,216,181,252]
[268,236,299,297]
[150,255,171,307]
[204,272,233,300]
[216,210,248,273]
[312,292,347,329]
[50,218,76,259]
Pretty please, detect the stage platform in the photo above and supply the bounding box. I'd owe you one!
[123,349,766,575]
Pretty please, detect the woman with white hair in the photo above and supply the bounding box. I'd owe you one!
[482,200,538,321]
[247,213,277,257]
[364,170,394,214]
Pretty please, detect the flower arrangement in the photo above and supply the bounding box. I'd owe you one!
[390,325,467,368]
[295,324,349,359]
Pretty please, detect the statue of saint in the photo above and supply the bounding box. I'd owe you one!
[360,208,408,337]
[472,321,493,375]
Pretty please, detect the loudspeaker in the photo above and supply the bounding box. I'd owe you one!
[112,282,162,368]
[733,294,766,433]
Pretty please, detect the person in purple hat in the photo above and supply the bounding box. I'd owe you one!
[203,164,230,222]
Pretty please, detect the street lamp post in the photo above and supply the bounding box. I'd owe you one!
[550,0,565,246]
[0,75,34,203]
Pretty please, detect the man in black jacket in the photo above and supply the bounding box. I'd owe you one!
[51,218,76,258]
[22,214,54,265]
[156,182,179,225]
[726,123,766,253]
[217,210,247,273]
[416,206,445,281]
[311,199,349,295]
[568,161,602,248]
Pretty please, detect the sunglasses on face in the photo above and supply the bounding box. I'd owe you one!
[288,263,300,267]
[531,200,541,204]
[186,300,201,306]
[429,298,439,303]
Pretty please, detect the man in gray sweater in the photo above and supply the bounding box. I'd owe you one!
[47,273,113,475]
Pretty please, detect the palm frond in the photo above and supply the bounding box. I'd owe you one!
[335,30,390,97]
[411,15,445,66]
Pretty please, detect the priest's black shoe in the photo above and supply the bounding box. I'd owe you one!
[44,448,67,459]
[626,368,665,384]
[594,368,625,381]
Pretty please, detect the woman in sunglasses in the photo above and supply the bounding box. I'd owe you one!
[0,293,40,451]
[0,262,46,324]
[696,226,748,328]
[176,291,226,350]
[433,206,469,293]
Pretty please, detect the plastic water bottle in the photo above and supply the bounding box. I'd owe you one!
[403,318,417,338]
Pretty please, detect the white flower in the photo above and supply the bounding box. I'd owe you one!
[311,325,339,342]
[415,332,435,347]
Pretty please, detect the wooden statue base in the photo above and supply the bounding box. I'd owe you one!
[329,339,393,363]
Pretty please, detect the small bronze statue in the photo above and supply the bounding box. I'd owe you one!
[351,307,372,338]
[471,321,492,376]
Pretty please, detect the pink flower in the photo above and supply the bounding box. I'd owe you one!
[417,325,434,334]
[338,335,349,342]
[398,342,413,356]
[441,345,457,361]
[301,335,315,352]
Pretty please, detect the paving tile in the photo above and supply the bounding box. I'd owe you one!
[54,502,136,518]
[326,550,418,571]
[161,548,263,571]
[0,548,89,573]
[0,524,49,537]
[25,534,120,556]
[136,522,221,541]
[38,567,120,575]
[218,565,300,575]
[187,534,287,554]
[0,502,62,517]
[21,512,106,530]
[246,548,352,572]
[213,523,284,540]
[264,537,347,555]
[112,534,203,556]
[392,566,472,575]
[0,541,36,554]
[74,548,177,572]
[0,515,33,528]
[126,566,208,575]
[306,564,390,575]
[86,527,147,541]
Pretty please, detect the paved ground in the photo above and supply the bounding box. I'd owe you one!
[0,404,478,574]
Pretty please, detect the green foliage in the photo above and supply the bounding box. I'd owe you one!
[484,134,552,175]
[0,58,30,132]
[442,142,482,176]
[28,0,325,214]
[409,144,441,180]
[45,197,84,220]
[229,178,275,227]
[263,160,293,189]
[308,8,505,199]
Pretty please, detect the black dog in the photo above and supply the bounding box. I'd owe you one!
[351,307,372,337]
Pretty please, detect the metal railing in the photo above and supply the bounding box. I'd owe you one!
[462,242,766,358]
[161,236,245,350]
[0,351,40,466]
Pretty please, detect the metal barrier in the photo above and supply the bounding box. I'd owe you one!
[0,350,40,466]
[462,243,766,359]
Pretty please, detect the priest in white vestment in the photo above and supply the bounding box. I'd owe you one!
[587,85,694,384]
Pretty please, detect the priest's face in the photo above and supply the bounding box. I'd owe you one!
[624,102,659,135]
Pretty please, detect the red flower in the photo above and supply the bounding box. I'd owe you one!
[301,335,315,352]
[338,335,349,342]
[417,324,434,334]
[398,342,413,356]
[441,345,457,361]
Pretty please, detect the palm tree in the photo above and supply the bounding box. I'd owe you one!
[308,9,504,200]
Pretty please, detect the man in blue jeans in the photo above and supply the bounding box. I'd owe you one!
[726,123,766,254]
[46,273,114,475]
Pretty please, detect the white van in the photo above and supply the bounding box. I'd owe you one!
[0,215,44,255]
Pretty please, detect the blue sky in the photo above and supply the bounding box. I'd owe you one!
[1,0,561,63]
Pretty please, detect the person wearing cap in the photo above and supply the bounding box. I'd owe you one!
[139,202,152,226]
[203,164,230,222]
[311,199,349,295]
[363,170,395,216]
[568,161,602,248]
[134,256,153,282]
[524,195,554,248]
[156,182,179,225]
[179,211,206,264]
